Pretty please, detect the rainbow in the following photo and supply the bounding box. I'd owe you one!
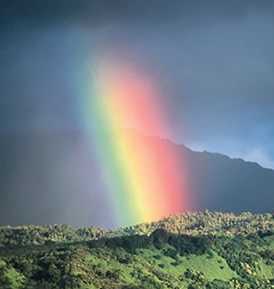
[83,57,189,226]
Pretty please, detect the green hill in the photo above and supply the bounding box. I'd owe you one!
[0,212,273,289]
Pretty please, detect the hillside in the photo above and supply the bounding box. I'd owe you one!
[1,132,274,227]
[0,212,273,289]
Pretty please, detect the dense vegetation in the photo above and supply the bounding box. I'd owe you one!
[0,212,273,289]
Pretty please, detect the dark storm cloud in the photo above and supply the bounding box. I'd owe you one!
[1,1,274,159]
[1,0,274,144]
[1,0,274,28]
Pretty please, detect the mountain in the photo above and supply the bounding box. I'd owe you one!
[0,131,274,227]
[181,143,274,213]
[0,212,273,289]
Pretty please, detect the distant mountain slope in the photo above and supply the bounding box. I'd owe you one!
[181,144,274,213]
[0,131,273,226]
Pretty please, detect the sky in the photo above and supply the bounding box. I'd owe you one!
[1,0,274,168]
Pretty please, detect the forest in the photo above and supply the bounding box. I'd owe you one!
[0,212,273,289]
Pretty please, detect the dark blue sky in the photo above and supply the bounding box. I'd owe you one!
[1,0,274,168]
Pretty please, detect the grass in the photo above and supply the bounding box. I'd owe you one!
[83,243,238,289]
[136,246,237,281]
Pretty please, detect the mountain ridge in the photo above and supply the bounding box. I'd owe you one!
[0,131,274,227]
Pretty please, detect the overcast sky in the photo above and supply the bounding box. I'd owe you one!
[1,0,274,168]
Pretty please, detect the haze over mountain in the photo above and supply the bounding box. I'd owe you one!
[0,131,273,228]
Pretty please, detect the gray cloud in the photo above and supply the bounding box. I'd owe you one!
[1,0,273,28]
[1,0,274,166]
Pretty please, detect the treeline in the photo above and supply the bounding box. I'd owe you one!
[0,225,105,248]
[1,212,273,248]
[117,211,274,237]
